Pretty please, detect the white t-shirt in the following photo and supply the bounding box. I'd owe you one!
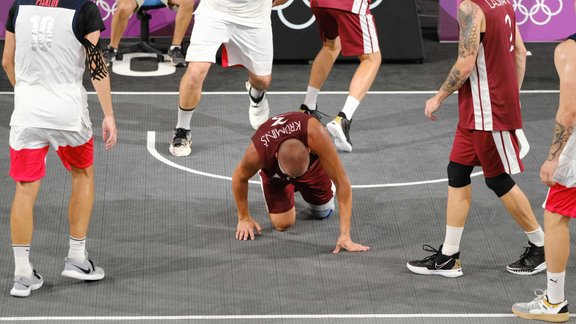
[554,135,576,188]
[10,5,88,132]
[196,0,272,28]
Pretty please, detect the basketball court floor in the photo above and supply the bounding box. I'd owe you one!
[0,40,573,323]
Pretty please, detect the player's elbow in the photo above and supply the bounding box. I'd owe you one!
[2,56,13,73]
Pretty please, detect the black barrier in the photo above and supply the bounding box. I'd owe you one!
[271,0,425,62]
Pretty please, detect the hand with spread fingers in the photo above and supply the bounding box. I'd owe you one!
[236,217,262,241]
[333,234,370,254]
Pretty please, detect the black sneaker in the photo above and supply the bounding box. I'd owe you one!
[507,242,546,275]
[102,46,117,66]
[407,244,463,278]
[169,128,192,157]
[168,47,186,67]
[299,104,330,123]
[326,113,353,152]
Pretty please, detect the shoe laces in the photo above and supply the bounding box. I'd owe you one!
[526,289,547,306]
[420,244,442,261]
[518,244,537,261]
[173,128,190,145]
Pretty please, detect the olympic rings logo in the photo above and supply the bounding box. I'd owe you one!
[95,0,117,21]
[272,0,383,30]
[512,0,563,26]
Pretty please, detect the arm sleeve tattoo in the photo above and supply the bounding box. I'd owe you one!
[81,38,108,81]
[440,1,479,94]
[547,121,574,161]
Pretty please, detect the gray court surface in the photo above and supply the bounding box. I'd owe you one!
[0,89,574,323]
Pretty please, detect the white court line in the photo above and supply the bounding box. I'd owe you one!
[5,313,571,321]
[147,131,484,188]
[0,90,560,95]
[146,132,260,185]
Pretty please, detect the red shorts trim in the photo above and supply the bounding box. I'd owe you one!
[9,138,94,182]
[449,126,524,177]
[545,183,576,218]
[260,163,334,214]
[312,7,379,56]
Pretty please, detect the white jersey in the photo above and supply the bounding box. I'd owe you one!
[195,0,272,28]
[554,135,576,188]
[10,4,88,132]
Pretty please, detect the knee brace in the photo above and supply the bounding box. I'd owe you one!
[485,173,516,197]
[308,197,335,219]
[447,161,474,188]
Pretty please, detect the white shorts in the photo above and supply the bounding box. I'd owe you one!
[185,13,273,76]
[10,113,92,150]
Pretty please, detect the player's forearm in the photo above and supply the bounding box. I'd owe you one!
[232,174,251,220]
[3,63,15,87]
[546,118,574,161]
[92,77,114,118]
[515,47,527,90]
[437,61,473,102]
[335,181,352,237]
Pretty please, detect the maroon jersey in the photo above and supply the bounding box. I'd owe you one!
[252,112,319,181]
[458,0,522,131]
[311,0,371,15]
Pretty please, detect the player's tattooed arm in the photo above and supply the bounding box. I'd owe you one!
[439,0,481,94]
[81,38,108,81]
[547,121,574,161]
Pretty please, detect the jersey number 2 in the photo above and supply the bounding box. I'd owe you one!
[505,14,514,52]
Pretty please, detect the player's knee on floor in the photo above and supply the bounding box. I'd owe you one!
[272,220,294,232]
[308,198,335,219]
[485,173,516,198]
[447,161,474,188]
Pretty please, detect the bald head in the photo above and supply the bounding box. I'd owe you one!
[277,139,310,178]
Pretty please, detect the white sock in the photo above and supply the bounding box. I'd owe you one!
[341,96,360,120]
[170,44,181,51]
[13,245,33,277]
[249,86,265,101]
[526,227,545,247]
[176,107,195,130]
[441,226,464,256]
[68,236,87,262]
[303,86,319,110]
[547,271,566,304]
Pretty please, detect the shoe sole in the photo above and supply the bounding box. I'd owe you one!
[61,270,105,281]
[507,262,546,276]
[326,122,352,152]
[169,145,192,157]
[512,308,569,323]
[10,281,43,297]
[406,263,463,278]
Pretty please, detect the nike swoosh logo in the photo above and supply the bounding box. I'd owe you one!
[72,264,92,274]
[435,258,453,269]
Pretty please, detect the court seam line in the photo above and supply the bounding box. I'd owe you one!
[0,90,560,95]
[4,313,573,320]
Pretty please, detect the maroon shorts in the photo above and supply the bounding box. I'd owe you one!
[311,6,379,56]
[544,183,576,218]
[449,126,524,177]
[259,162,334,214]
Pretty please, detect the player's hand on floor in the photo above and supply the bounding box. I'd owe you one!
[333,235,370,253]
[236,218,262,241]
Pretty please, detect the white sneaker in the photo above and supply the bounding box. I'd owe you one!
[326,115,353,152]
[61,258,105,281]
[169,128,192,157]
[10,269,43,297]
[246,81,269,130]
[512,289,569,322]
